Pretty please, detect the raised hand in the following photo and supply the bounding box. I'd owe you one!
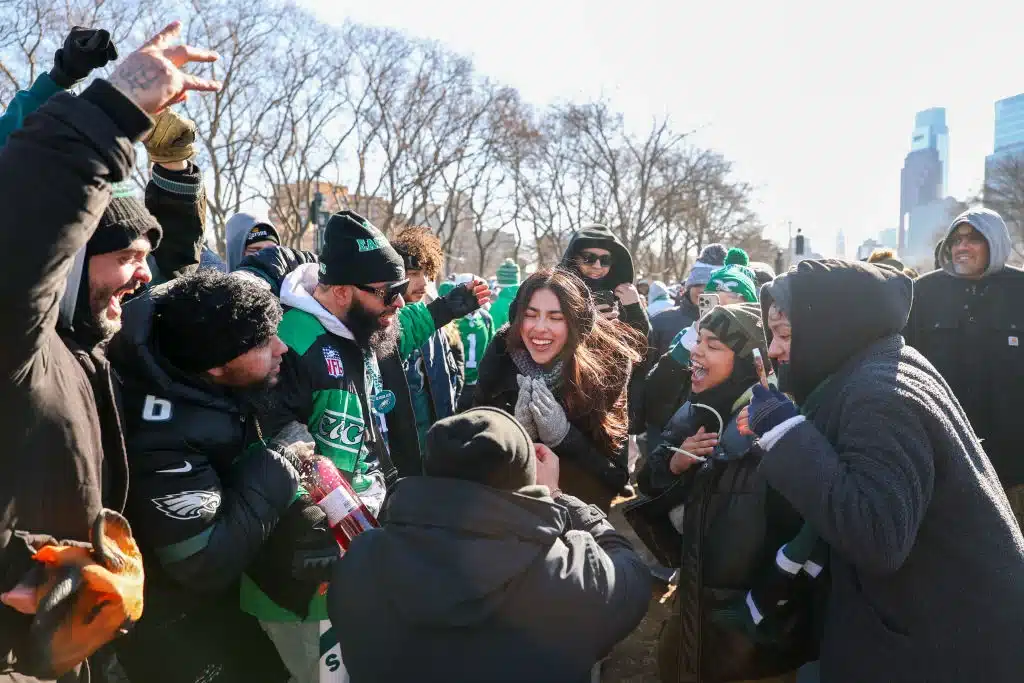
[614,283,641,306]
[107,21,220,115]
[50,27,119,88]
[144,108,197,164]
[747,384,800,438]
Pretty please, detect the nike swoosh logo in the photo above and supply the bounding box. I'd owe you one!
[156,462,193,474]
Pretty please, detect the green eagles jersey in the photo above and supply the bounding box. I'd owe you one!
[457,311,495,385]
[242,300,440,623]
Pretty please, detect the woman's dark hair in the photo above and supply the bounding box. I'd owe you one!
[507,268,645,454]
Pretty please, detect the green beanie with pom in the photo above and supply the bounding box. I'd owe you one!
[497,259,521,286]
[705,262,758,303]
[725,247,749,266]
[438,281,456,297]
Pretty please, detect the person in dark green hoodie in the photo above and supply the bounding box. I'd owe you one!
[559,223,651,338]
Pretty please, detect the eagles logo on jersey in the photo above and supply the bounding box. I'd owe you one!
[151,491,222,521]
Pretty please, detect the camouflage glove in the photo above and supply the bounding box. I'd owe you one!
[144,109,197,164]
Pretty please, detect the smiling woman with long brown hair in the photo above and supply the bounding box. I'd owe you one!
[473,268,645,511]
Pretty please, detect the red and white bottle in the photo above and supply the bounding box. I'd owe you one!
[298,455,378,554]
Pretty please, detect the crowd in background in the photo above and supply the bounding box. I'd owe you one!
[2,23,1024,683]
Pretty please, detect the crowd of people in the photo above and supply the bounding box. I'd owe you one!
[2,23,1024,683]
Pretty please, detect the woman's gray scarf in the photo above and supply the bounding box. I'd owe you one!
[509,347,563,388]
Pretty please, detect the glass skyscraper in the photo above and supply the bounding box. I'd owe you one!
[994,94,1024,153]
[899,108,948,253]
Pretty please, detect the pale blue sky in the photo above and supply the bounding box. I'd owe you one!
[300,0,1024,255]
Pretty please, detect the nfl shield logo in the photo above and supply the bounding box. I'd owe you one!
[323,346,345,378]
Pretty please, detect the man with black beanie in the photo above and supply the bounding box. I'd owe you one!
[248,210,488,680]
[109,269,337,683]
[0,21,221,682]
[329,407,651,683]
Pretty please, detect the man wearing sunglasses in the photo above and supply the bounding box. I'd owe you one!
[559,223,650,338]
[905,207,1024,529]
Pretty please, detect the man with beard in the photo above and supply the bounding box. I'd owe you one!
[108,269,335,683]
[249,212,486,681]
[0,21,221,681]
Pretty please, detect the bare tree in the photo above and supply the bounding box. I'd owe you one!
[256,22,368,249]
[983,153,1024,259]
[179,0,300,253]
[0,0,148,105]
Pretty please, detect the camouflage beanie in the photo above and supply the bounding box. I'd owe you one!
[699,303,768,361]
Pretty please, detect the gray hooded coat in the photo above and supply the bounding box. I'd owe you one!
[905,208,1024,486]
[225,212,276,271]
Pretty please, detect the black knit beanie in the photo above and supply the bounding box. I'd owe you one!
[318,211,405,286]
[424,407,536,491]
[87,196,163,256]
[153,269,282,374]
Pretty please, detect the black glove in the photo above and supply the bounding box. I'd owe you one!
[236,246,318,296]
[245,497,339,619]
[49,27,118,89]
[429,282,483,328]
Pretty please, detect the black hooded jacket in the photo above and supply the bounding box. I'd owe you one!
[905,262,1024,487]
[0,82,151,681]
[758,259,1024,683]
[328,477,651,683]
[107,287,300,683]
[559,223,651,338]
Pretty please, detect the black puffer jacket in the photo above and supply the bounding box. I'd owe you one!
[639,397,813,683]
[473,328,629,512]
[108,288,297,682]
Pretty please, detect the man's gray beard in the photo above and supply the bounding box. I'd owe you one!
[369,323,399,357]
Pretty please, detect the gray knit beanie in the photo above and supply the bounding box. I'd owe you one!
[685,243,728,288]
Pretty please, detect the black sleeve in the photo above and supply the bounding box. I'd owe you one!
[644,353,693,432]
[556,425,629,492]
[0,80,150,378]
[553,493,652,657]
[145,162,205,283]
[259,349,314,442]
[621,301,651,339]
[235,246,319,296]
[639,413,694,495]
[126,445,298,592]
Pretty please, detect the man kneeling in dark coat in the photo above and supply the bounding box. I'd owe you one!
[740,259,1024,683]
[328,407,651,683]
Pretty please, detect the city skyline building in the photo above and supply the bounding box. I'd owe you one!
[984,93,1024,200]
[899,107,949,258]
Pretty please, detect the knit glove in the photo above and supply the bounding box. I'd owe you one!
[529,378,571,447]
[669,322,699,366]
[144,109,197,164]
[748,384,800,437]
[49,27,118,89]
[514,375,538,440]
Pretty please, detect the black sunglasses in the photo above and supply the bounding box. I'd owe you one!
[578,252,612,267]
[353,279,409,306]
